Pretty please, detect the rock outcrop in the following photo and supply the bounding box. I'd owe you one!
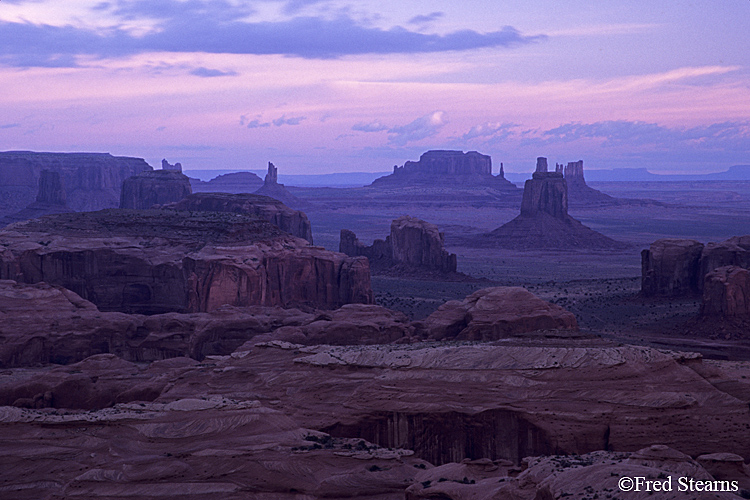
[163,192,314,243]
[641,236,750,297]
[190,171,264,193]
[417,287,578,340]
[119,170,192,209]
[0,151,152,218]
[563,159,616,205]
[0,170,72,226]
[253,161,304,209]
[471,157,626,250]
[641,239,705,297]
[161,158,182,172]
[0,209,372,315]
[340,215,458,275]
[371,150,517,190]
[701,266,750,318]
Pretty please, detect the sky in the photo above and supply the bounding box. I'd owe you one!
[1,0,749,175]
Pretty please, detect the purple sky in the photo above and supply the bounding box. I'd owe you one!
[1,0,749,174]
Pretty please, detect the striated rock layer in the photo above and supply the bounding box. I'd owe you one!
[0,150,152,218]
[0,209,372,315]
[164,192,313,243]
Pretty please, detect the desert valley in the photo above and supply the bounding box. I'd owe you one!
[0,149,749,499]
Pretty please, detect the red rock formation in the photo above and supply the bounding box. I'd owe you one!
[418,287,577,340]
[641,238,705,297]
[119,170,192,209]
[563,159,616,205]
[700,236,750,288]
[0,209,372,315]
[472,158,626,250]
[1,170,73,226]
[371,150,517,190]
[340,215,458,275]
[164,192,314,243]
[701,266,750,318]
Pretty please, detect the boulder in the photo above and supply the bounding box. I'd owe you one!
[163,192,313,243]
[119,170,192,209]
[0,151,152,218]
[0,209,372,315]
[701,266,750,318]
[418,286,578,341]
[641,239,705,297]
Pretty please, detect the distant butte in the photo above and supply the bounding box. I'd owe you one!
[370,150,518,190]
[470,157,627,250]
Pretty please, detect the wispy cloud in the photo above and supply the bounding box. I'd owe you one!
[388,111,447,146]
[273,115,306,126]
[352,121,389,133]
[0,1,546,67]
[0,123,22,129]
[189,66,238,77]
[408,12,444,27]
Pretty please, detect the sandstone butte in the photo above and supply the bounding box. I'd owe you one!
[0,209,372,315]
[471,157,627,250]
[340,215,458,276]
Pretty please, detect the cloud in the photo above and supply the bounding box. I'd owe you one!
[0,3,545,67]
[273,115,306,126]
[189,66,238,77]
[352,121,389,133]
[282,0,329,15]
[408,12,444,26]
[0,123,21,129]
[461,122,517,141]
[388,111,447,146]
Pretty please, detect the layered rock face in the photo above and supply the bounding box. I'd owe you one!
[418,287,578,341]
[473,157,625,250]
[340,215,457,274]
[164,192,313,243]
[253,161,304,209]
[641,239,705,297]
[641,235,750,297]
[371,150,517,190]
[0,151,151,218]
[701,266,750,318]
[0,170,72,226]
[119,170,192,209]
[0,209,372,315]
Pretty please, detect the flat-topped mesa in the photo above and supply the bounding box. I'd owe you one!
[340,215,458,275]
[371,150,517,189]
[119,169,192,209]
[0,209,372,314]
[0,151,152,218]
[163,192,313,244]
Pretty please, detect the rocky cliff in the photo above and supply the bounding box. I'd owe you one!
[563,159,616,205]
[163,192,313,243]
[641,235,750,297]
[471,158,626,250]
[0,151,152,218]
[701,266,750,318]
[371,150,517,190]
[0,170,72,226]
[119,170,192,209]
[340,215,458,275]
[0,209,372,314]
